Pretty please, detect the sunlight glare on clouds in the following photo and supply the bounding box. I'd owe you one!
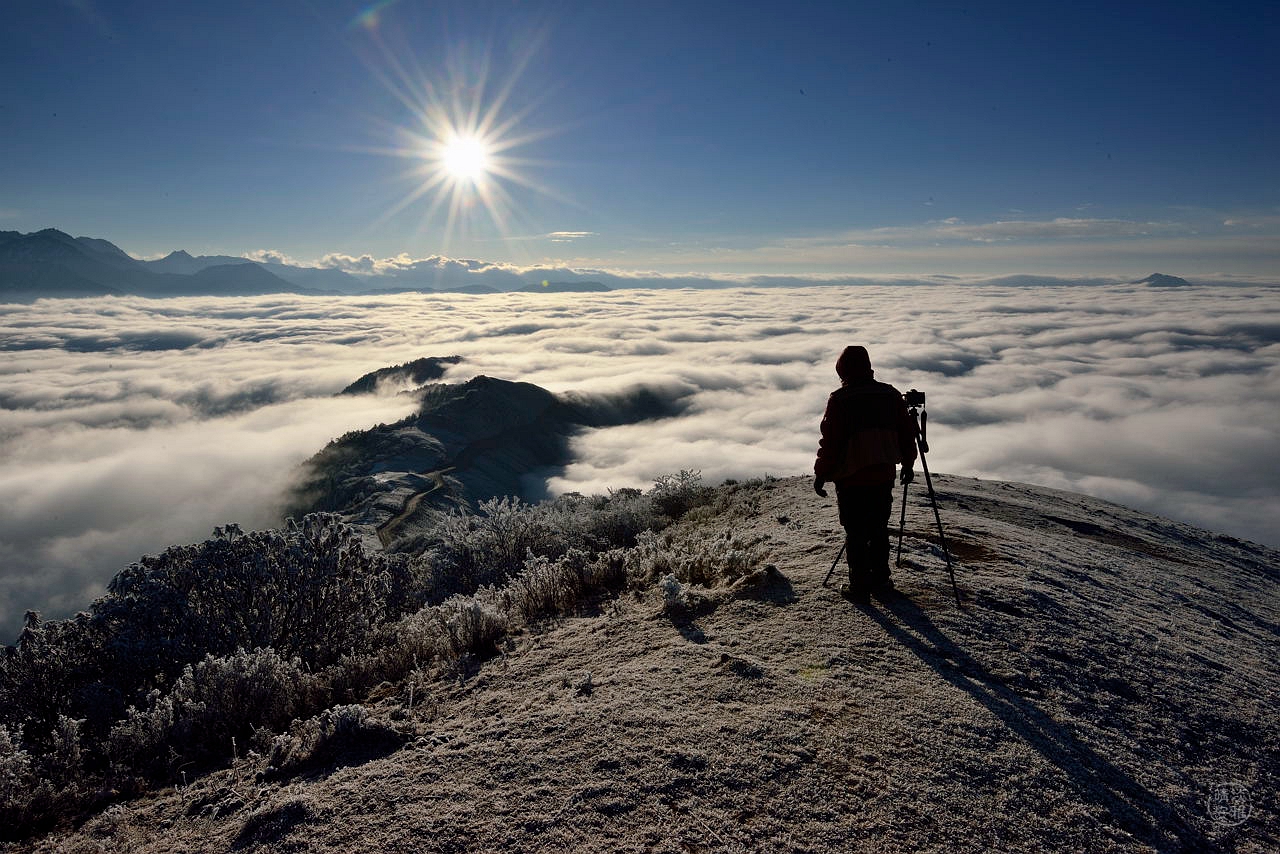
[1,284,1278,638]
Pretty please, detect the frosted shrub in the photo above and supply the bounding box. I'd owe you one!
[507,548,629,621]
[648,470,711,520]
[102,515,413,673]
[428,497,566,592]
[543,488,663,550]
[510,550,587,620]
[265,704,402,778]
[414,481,691,601]
[0,725,34,827]
[660,573,693,614]
[436,593,509,660]
[0,611,106,755]
[108,648,319,779]
[627,528,766,588]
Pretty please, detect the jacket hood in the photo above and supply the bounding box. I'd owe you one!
[836,345,874,382]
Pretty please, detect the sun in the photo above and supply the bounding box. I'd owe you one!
[351,38,570,252]
[439,134,491,183]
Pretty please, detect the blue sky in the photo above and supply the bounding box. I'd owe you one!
[2,0,1277,277]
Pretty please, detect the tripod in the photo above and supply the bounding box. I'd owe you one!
[896,396,960,604]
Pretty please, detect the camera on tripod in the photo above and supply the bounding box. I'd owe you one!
[903,388,925,408]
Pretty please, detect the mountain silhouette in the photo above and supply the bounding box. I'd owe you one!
[0,229,368,298]
[143,249,253,275]
[0,229,309,298]
[174,263,298,296]
[1134,272,1192,287]
[290,369,693,537]
[339,356,463,395]
[0,229,137,297]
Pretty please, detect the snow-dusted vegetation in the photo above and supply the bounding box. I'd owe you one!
[0,472,729,840]
[5,473,1278,852]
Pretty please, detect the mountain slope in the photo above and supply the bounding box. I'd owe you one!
[0,230,329,298]
[0,229,135,297]
[27,474,1277,853]
[290,374,694,534]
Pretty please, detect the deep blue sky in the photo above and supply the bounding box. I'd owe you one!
[2,0,1277,277]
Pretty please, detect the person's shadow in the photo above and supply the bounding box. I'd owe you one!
[861,591,1214,852]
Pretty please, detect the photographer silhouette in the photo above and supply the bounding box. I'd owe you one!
[813,346,917,600]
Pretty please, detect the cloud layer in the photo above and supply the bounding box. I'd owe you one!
[2,284,1277,639]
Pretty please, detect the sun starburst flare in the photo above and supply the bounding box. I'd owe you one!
[349,33,572,256]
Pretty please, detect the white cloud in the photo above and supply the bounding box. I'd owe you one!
[244,248,303,266]
[1,284,1278,640]
[935,217,1185,242]
[1222,215,1280,229]
[546,231,597,243]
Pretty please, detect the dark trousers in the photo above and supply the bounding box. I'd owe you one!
[835,481,893,588]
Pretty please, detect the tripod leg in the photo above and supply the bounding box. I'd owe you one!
[822,542,846,588]
[919,453,960,604]
[895,480,909,567]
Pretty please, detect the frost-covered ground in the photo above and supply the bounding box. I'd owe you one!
[24,474,1276,853]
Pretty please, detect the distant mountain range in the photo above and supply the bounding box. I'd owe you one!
[0,229,325,299]
[0,228,619,300]
[0,227,1207,300]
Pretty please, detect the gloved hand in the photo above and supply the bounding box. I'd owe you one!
[900,468,915,486]
[813,477,828,497]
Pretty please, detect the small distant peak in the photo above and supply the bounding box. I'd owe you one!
[1134,272,1191,287]
[165,249,195,260]
[33,227,75,241]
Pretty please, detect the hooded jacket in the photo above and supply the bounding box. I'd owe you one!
[814,346,918,485]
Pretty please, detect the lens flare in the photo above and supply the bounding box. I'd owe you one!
[348,34,569,255]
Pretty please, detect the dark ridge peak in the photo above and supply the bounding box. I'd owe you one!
[34,227,74,240]
[1135,272,1191,287]
[165,249,195,260]
[339,356,463,395]
[290,369,695,521]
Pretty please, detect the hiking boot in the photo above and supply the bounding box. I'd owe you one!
[870,567,892,588]
[839,583,870,604]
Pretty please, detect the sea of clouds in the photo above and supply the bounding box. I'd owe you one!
[2,284,1278,640]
